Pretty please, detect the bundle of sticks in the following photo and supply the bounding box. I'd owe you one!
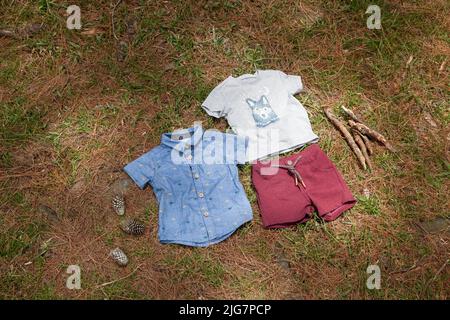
[324,106,396,171]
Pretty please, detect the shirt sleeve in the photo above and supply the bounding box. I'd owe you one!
[123,150,156,189]
[201,81,227,118]
[278,70,303,95]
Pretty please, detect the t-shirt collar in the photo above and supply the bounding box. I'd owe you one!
[231,70,260,81]
[161,123,204,152]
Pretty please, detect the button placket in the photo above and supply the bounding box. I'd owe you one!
[190,164,214,241]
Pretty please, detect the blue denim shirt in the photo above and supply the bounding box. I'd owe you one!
[124,124,253,247]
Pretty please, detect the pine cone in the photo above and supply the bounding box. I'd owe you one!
[112,194,125,216]
[120,218,145,236]
[109,247,128,267]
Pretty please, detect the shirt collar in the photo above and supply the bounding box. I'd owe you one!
[161,123,203,152]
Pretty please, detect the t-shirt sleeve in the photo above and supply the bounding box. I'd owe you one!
[123,150,157,189]
[201,82,227,118]
[278,70,303,95]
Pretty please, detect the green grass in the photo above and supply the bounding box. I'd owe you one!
[162,250,226,288]
[0,219,44,258]
[0,60,19,86]
[0,0,448,300]
[0,264,57,300]
[356,195,382,216]
[100,282,148,300]
[228,270,270,299]
[0,151,13,168]
[0,98,46,145]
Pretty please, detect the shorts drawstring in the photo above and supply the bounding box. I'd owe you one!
[271,155,306,189]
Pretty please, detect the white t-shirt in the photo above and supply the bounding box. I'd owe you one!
[202,70,319,162]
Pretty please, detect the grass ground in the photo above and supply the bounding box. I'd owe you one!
[0,0,448,299]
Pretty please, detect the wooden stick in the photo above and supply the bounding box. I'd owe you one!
[349,120,396,152]
[342,105,376,154]
[341,106,374,155]
[352,129,372,170]
[341,105,362,123]
[355,130,373,155]
[324,108,366,170]
[111,0,123,40]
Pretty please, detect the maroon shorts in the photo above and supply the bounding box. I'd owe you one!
[252,144,356,228]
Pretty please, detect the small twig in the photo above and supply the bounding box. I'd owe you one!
[422,259,449,295]
[356,130,373,155]
[0,172,42,180]
[0,29,18,38]
[401,55,414,79]
[341,105,362,123]
[349,120,396,152]
[96,264,142,288]
[406,55,413,67]
[324,108,366,170]
[111,0,123,41]
[389,257,424,275]
[438,59,447,75]
[60,65,70,92]
[413,221,429,234]
[433,259,449,278]
[340,106,375,156]
[0,23,44,39]
[352,129,372,170]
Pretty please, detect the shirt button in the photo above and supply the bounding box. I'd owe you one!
[198,192,204,198]
[185,155,192,160]
[193,173,200,179]
[203,211,209,217]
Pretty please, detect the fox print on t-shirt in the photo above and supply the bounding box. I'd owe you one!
[245,95,279,127]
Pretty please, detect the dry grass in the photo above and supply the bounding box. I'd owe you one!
[0,0,448,299]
